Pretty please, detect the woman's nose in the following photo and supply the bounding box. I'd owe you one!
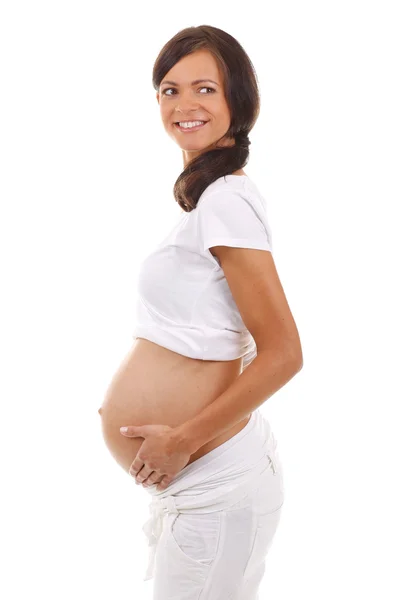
[175,92,200,111]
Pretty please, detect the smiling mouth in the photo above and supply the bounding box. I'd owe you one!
[174,121,209,132]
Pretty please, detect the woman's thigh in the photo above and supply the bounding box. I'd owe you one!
[152,454,284,600]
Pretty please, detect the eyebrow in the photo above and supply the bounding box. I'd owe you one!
[160,78,219,87]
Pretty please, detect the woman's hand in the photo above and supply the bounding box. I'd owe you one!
[120,423,191,491]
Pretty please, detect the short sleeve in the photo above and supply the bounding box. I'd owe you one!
[197,186,272,253]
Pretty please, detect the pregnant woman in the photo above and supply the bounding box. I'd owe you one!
[98,25,303,599]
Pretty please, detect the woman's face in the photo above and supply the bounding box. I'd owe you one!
[156,49,234,167]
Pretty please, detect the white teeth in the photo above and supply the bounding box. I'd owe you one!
[178,121,206,128]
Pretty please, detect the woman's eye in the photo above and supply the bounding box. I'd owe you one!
[162,87,215,96]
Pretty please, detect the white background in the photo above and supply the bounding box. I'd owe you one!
[1,1,399,598]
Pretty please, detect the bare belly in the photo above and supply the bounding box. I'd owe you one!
[98,338,250,477]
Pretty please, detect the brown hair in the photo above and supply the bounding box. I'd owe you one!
[152,25,261,212]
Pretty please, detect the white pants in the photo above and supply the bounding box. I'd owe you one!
[137,409,284,599]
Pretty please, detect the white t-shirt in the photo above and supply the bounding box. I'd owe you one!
[132,174,273,370]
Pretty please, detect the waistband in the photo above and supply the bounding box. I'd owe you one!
[140,409,279,581]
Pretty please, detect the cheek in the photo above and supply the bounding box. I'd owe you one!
[159,106,170,122]
[210,102,230,121]
[161,115,172,129]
